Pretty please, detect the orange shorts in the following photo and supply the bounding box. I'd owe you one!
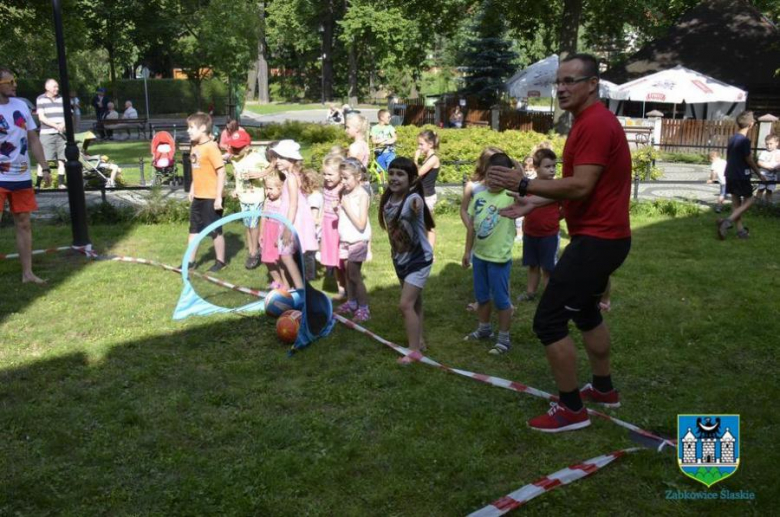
[0,186,38,213]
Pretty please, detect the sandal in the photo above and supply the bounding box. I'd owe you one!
[465,301,479,312]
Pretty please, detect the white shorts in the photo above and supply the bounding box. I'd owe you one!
[402,264,432,289]
[424,194,437,212]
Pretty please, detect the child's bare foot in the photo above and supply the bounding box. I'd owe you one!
[22,273,46,284]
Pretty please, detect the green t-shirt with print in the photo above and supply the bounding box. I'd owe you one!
[468,189,516,263]
[370,123,396,149]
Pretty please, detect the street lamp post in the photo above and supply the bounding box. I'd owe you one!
[141,66,151,121]
[52,0,90,247]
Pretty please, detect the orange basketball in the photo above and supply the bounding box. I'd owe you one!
[276,310,302,344]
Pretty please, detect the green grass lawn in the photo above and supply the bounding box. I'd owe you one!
[1,207,776,515]
[244,102,329,116]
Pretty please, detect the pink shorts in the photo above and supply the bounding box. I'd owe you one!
[339,241,369,262]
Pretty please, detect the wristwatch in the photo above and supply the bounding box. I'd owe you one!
[517,177,531,197]
[42,168,51,173]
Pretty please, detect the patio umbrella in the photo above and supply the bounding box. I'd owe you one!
[506,55,558,99]
[607,65,747,104]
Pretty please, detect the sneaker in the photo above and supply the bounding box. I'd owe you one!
[517,292,536,302]
[527,402,591,433]
[464,329,494,341]
[353,307,370,322]
[245,253,261,270]
[187,261,196,270]
[737,227,750,239]
[335,301,356,315]
[580,383,621,408]
[717,218,732,240]
[714,206,722,214]
[488,343,510,355]
[208,260,227,273]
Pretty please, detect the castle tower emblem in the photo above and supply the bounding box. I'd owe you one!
[677,414,740,488]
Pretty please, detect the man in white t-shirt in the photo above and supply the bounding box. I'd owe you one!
[122,100,138,119]
[0,67,50,283]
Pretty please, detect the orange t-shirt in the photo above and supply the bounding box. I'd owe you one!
[191,140,223,199]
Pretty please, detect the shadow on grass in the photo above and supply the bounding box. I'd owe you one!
[2,208,777,514]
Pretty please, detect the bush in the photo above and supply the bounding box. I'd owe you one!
[659,152,709,164]
[632,146,663,181]
[311,125,566,183]
[245,122,344,145]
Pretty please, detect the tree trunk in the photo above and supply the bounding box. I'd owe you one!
[348,38,358,106]
[322,0,335,102]
[256,1,270,104]
[554,0,583,134]
[108,46,118,102]
[247,64,257,101]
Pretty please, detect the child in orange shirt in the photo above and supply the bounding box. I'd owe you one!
[186,112,227,272]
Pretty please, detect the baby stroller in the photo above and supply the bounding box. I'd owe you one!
[151,131,179,185]
[75,131,121,188]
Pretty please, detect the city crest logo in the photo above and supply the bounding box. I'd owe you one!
[678,414,740,488]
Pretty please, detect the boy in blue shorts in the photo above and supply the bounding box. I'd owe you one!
[463,152,517,355]
[517,148,561,302]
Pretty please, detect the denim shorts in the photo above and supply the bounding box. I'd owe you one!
[472,255,512,310]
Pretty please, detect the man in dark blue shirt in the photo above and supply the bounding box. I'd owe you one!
[718,111,761,240]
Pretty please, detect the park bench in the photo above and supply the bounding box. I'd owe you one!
[93,118,148,139]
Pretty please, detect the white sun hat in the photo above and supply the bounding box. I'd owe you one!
[271,139,303,161]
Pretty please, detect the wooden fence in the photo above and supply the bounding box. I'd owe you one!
[659,119,780,153]
[500,111,554,133]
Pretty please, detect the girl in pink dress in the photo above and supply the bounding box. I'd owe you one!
[320,153,346,299]
[259,172,286,289]
[270,140,317,290]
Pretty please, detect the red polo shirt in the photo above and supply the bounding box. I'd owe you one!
[561,102,632,239]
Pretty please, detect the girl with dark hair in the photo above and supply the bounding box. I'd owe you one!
[414,129,440,248]
[379,157,435,360]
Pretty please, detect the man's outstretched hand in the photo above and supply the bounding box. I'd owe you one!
[486,165,524,191]
[499,195,534,219]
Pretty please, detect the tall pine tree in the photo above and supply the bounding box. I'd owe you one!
[458,0,518,105]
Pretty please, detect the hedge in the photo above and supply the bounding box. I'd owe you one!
[15,78,229,116]
[241,122,657,185]
[310,125,566,183]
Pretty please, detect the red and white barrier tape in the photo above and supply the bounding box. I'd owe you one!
[336,314,675,450]
[0,245,92,260]
[468,447,641,516]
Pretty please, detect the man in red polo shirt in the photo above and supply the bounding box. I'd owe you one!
[488,54,632,433]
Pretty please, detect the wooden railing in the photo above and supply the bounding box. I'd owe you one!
[659,119,761,153]
[500,111,554,133]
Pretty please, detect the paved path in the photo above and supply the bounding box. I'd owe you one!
[241,108,379,126]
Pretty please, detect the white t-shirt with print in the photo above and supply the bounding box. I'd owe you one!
[757,150,780,176]
[0,98,37,184]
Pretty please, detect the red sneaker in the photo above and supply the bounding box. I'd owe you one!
[527,402,591,433]
[580,383,621,408]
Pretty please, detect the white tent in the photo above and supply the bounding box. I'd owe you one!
[608,66,747,104]
[507,54,618,100]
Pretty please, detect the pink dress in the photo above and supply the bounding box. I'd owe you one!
[320,185,342,267]
[261,197,283,264]
[279,170,318,255]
